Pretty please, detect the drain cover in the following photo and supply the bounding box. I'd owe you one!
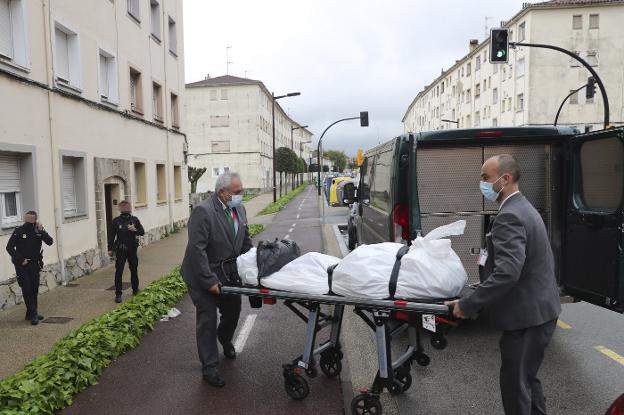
[42,317,74,324]
[106,282,132,291]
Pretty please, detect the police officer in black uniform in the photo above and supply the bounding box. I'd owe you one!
[107,201,144,303]
[5,211,54,325]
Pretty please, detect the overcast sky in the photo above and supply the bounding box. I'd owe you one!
[183,0,527,156]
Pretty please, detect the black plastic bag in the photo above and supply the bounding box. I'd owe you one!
[256,239,301,278]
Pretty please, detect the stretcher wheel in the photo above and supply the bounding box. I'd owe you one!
[351,394,382,415]
[430,333,448,350]
[415,353,430,367]
[305,365,318,378]
[320,354,342,378]
[284,374,309,401]
[393,368,412,393]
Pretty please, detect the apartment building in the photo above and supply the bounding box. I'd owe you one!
[403,0,624,133]
[0,0,188,310]
[185,75,313,193]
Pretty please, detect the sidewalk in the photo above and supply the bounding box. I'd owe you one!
[0,191,276,380]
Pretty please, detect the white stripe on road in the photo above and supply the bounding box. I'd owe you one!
[233,314,257,353]
[292,223,296,227]
[289,227,294,233]
[296,214,300,219]
[284,234,290,239]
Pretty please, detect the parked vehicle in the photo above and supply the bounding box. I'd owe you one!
[344,126,624,313]
[329,177,352,206]
[337,179,357,207]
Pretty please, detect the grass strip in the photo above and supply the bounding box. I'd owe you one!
[248,224,265,237]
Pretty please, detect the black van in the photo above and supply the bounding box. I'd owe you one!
[345,126,624,313]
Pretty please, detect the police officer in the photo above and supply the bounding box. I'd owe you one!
[107,201,144,303]
[5,211,54,325]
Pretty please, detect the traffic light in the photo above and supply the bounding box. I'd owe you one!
[360,111,369,127]
[490,28,509,63]
[586,76,597,100]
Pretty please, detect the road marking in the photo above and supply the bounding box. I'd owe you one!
[557,319,572,329]
[292,223,296,227]
[595,346,624,367]
[296,214,300,219]
[233,314,257,353]
[288,227,294,233]
[284,234,290,239]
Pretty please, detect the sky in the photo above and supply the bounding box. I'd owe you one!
[183,0,528,157]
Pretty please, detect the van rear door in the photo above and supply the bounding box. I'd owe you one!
[562,128,624,312]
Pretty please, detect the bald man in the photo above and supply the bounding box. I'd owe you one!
[446,154,561,415]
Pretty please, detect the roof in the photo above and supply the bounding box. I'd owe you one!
[186,75,261,88]
[415,126,578,142]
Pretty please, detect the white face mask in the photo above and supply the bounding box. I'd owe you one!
[227,194,243,208]
[479,176,504,202]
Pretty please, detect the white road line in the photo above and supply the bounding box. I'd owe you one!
[296,214,300,219]
[289,227,294,233]
[284,234,290,239]
[292,223,296,227]
[233,314,257,353]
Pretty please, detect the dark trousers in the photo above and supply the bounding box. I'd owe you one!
[191,290,241,371]
[114,247,139,295]
[15,262,40,320]
[499,319,557,415]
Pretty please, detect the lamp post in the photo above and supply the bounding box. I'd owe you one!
[272,91,301,202]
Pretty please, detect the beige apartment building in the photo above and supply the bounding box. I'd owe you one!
[0,0,188,310]
[403,0,624,133]
[185,75,313,193]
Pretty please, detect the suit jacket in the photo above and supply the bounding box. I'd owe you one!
[181,194,253,295]
[459,193,561,331]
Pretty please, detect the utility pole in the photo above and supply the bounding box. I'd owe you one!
[226,46,233,75]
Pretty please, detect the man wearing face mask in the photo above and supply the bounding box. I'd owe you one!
[181,172,253,387]
[108,201,145,303]
[6,211,54,325]
[446,154,561,415]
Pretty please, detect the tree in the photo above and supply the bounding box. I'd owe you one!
[188,166,207,193]
[276,147,298,195]
[324,150,348,172]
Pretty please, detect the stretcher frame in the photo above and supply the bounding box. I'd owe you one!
[221,286,452,415]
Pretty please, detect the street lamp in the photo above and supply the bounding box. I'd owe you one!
[317,112,369,196]
[272,91,301,202]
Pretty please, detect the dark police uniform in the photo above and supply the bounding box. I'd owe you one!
[107,213,145,295]
[5,223,54,321]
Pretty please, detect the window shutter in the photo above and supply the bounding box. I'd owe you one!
[99,54,109,98]
[63,158,77,214]
[55,28,70,81]
[0,0,12,59]
[0,154,20,192]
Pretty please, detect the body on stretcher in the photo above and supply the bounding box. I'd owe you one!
[221,285,463,415]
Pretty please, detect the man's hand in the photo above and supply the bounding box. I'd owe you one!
[108,251,113,257]
[21,259,29,266]
[35,221,44,232]
[208,283,221,295]
[127,224,137,232]
[444,299,466,319]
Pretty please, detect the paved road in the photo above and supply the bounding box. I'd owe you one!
[63,187,344,415]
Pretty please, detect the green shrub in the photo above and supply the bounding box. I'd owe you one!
[248,224,265,237]
[258,184,307,215]
[0,268,187,415]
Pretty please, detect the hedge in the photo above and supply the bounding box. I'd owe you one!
[248,224,265,237]
[257,183,308,215]
[0,268,187,415]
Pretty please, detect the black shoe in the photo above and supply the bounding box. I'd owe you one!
[115,294,122,303]
[25,314,44,321]
[203,368,225,387]
[222,342,236,360]
[132,289,140,296]
[30,318,39,326]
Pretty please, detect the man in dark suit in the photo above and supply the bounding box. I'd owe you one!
[181,172,253,387]
[5,211,54,325]
[446,154,561,415]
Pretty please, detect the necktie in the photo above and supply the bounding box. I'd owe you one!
[225,208,236,235]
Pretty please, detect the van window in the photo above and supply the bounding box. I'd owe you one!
[577,136,623,210]
[360,157,371,200]
[370,150,392,212]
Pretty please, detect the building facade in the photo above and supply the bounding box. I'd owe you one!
[403,0,624,133]
[0,0,188,310]
[185,75,313,193]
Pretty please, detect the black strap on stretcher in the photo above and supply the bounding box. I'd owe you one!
[327,263,338,295]
[388,245,410,299]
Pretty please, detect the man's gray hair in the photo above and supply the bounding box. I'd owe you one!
[495,154,521,182]
[215,172,241,193]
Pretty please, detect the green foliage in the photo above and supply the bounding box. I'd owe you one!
[275,147,299,173]
[248,224,265,237]
[257,183,307,215]
[0,269,187,415]
[188,166,207,193]
[243,192,258,202]
[324,150,348,172]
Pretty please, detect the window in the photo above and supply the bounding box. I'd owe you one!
[168,16,177,56]
[220,89,228,100]
[98,49,118,103]
[492,87,498,104]
[572,15,582,30]
[173,165,182,200]
[475,111,480,127]
[466,63,471,76]
[586,50,598,67]
[0,154,20,227]
[0,0,27,68]
[507,98,512,112]
[223,167,230,174]
[156,163,166,202]
[133,161,147,205]
[516,58,525,77]
[210,89,218,101]
[578,137,623,210]
[211,141,230,152]
[518,22,526,42]
[516,93,524,112]
[152,81,163,121]
[61,155,86,218]
[589,14,599,29]
[54,23,80,89]
[170,92,179,127]
[150,0,161,40]
[370,150,392,213]
[475,56,481,71]
[466,88,471,103]
[129,67,143,113]
[475,83,480,98]
[569,50,581,67]
[127,0,140,22]
[213,167,220,177]
[570,90,579,105]
[502,66,506,80]
[210,115,229,127]
[492,118,498,127]
[466,115,471,128]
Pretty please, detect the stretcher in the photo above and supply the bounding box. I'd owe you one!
[221,285,456,415]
